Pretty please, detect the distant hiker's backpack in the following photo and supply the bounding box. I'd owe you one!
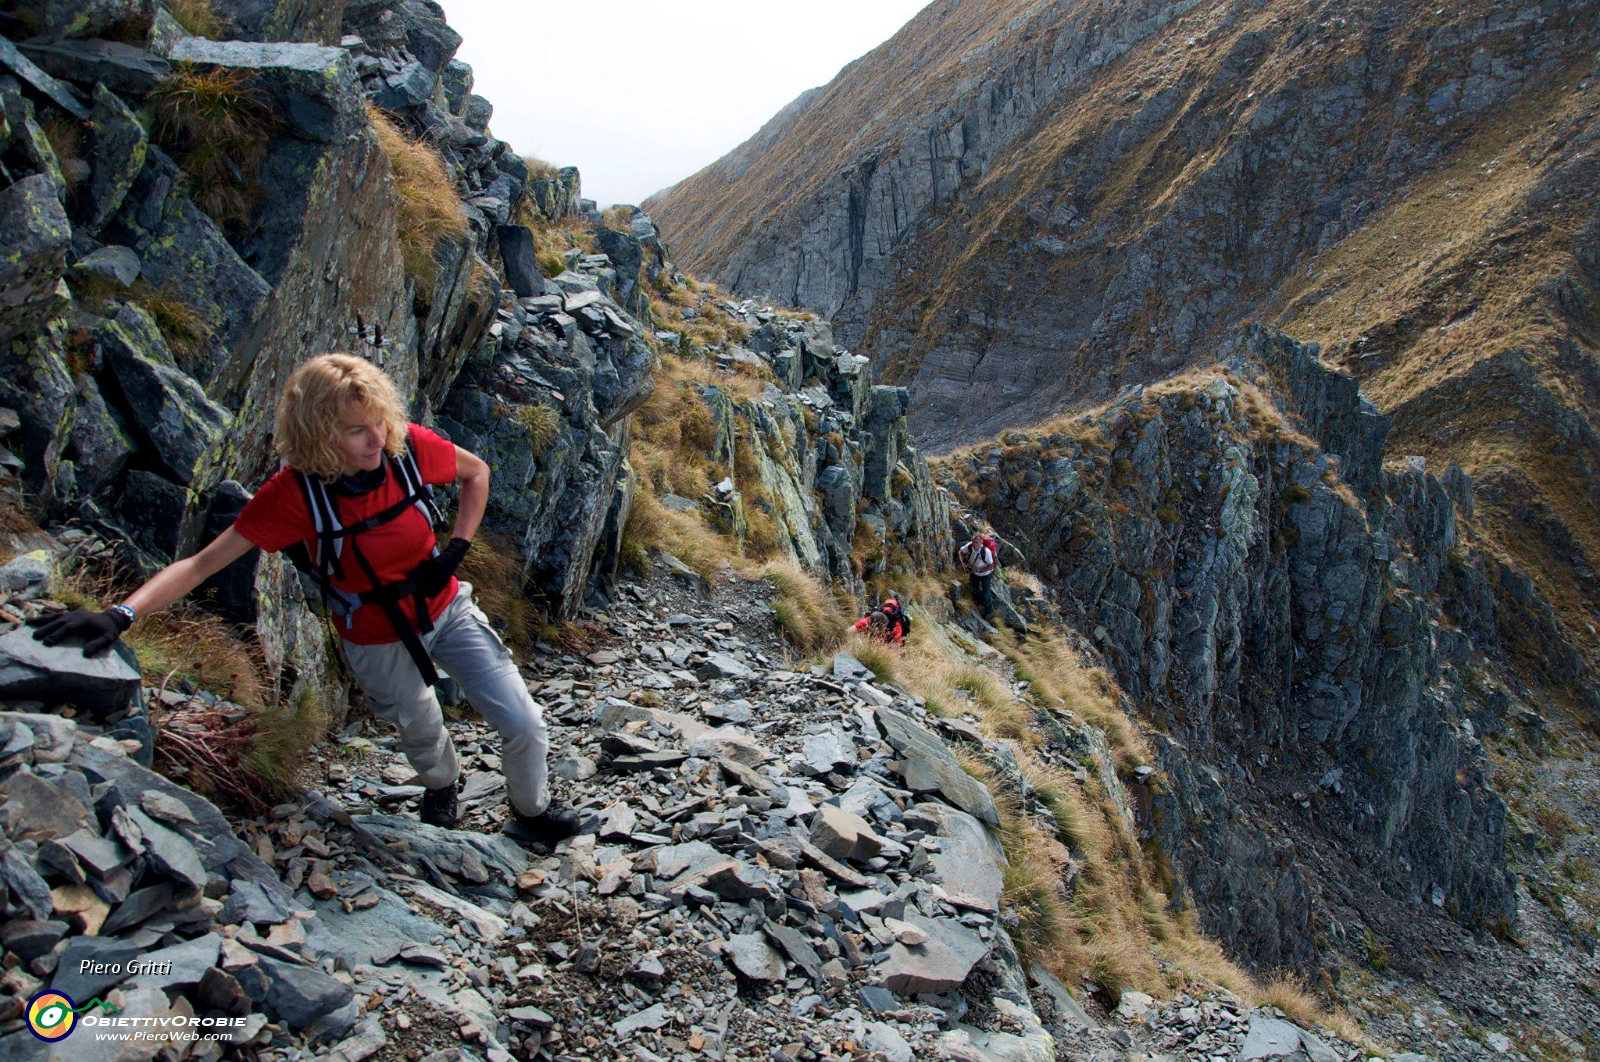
[881,598,911,639]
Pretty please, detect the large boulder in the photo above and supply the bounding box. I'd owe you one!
[0,174,70,346]
[497,225,552,299]
[396,0,462,71]
[166,38,364,143]
[94,305,230,484]
[0,625,141,714]
[18,38,170,95]
[77,83,149,237]
[197,98,410,503]
[104,146,272,384]
[65,374,137,499]
[115,469,188,560]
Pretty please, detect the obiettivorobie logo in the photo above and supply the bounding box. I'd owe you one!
[26,991,121,1042]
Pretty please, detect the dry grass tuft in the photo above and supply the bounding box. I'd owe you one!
[761,558,850,653]
[41,116,85,187]
[602,204,637,231]
[524,155,560,180]
[369,104,470,287]
[841,632,901,682]
[167,0,226,37]
[149,64,272,230]
[129,279,215,370]
[456,535,533,650]
[494,402,561,456]
[240,681,328,799]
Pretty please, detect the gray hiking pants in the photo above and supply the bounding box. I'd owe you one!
[340,582,550,817]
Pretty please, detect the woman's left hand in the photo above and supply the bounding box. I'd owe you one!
[412,538,471,596]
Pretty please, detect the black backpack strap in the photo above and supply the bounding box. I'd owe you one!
[346,534,440,686]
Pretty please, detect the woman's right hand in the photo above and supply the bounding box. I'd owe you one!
[26,609,130,657]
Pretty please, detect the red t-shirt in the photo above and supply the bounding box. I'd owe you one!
[233,424,459,645]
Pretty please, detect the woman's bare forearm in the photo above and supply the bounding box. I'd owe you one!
[452,446,489,542]
[120,527,257,620]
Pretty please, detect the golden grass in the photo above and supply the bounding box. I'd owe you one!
[523,155,560,180]
[760,557,850,653]
[623,489,728,584]
[369,104,469,287]
[494,402,561,455]
[602,204,636,231]
[456,534,533,650]
[998,627,1151,769]
[167,0,225,37]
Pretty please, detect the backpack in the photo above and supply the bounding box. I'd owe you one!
[282,442,448,684]
[881,598,911,639]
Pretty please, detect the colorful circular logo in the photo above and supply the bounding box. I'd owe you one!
[27,991,77,1042]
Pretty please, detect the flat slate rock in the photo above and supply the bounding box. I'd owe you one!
[0,626,141,713]
[876,708,1000,826]
[879,913,988,996]
[831,653,874,683]
[725,932,784,981]
[126,933,221,990]
[52,935,140,1000]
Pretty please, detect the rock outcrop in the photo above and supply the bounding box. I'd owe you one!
[940,327,1590,969]
[0,0,667,713]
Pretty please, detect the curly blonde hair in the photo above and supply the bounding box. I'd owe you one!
[275,354,408,481]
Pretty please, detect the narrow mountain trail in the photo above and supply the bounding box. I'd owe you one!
[221,562,1374,1062]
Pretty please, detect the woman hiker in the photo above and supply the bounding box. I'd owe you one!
[29,353,579,848]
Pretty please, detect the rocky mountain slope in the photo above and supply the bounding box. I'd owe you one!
[939,326,1600,1021]
[3,2,1600,1061]
[645,0,1600,669]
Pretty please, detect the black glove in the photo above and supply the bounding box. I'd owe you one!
[411,537,471,596]
[26,608,131,657]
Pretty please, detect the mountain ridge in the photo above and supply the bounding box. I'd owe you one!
[646,0,1600,673]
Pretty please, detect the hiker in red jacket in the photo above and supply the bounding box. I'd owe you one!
[30,354,579,848]
[852,597,909,644]
[955,530,998,616]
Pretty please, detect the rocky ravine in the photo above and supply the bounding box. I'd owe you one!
[0,556,1380,1062]
[2,1,1597,1060]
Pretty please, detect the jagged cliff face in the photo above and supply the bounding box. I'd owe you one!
[0,0,661,707]
[647,0,1600,663]
[0,0,958,717]
[938,327,1591,967]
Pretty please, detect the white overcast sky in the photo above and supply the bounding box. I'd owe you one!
[445,0,931,207]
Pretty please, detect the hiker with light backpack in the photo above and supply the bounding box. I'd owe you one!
[956,529,999,616]
[29,353,580,849]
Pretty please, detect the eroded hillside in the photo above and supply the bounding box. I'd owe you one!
[646,0,1600,667]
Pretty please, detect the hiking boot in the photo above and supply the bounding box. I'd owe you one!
[419,779,459,828]
[503,799,581,849]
